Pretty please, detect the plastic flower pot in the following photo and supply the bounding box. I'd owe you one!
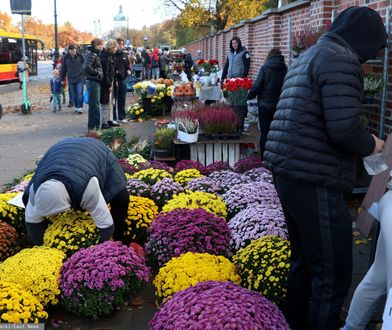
[152,147,172,158]
[177,121,199,143]
[232,105,248,130]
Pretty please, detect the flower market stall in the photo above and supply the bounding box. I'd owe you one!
[0,120,290,328]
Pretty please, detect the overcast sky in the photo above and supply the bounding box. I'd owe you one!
[2,0,170,33]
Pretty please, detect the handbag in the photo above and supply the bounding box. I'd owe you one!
[83,89,89,104]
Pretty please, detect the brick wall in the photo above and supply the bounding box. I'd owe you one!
[183,0,392,136]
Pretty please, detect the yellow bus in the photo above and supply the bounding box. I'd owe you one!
[0,29,42,82]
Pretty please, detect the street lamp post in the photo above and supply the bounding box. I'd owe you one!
[53,0,59,69]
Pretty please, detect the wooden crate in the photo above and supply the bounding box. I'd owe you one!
[174,127,257,167]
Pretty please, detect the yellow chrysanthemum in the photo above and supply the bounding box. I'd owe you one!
[0,247,66,306]
[131,168,172,185]
[174,169,203,187]
[162,191,227,219]
[153,252,240,303]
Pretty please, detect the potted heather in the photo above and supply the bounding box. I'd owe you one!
[198,104,241,139]
[152,127,176,158]
[175,117,199,143]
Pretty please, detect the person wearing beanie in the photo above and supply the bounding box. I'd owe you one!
[263,6,387,330]
[22,137,128,245]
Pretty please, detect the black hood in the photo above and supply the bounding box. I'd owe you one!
[230,36,244,52]
[87,45,101,54]
[329,6,387,62]
[265,55,286,70]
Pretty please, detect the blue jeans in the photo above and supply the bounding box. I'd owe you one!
[52,93,61,111]
[343,191,392,330]
[69,81,84,108]
[115,79,127,120]
[87,80,101,130]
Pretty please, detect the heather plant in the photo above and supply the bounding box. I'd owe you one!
[198,105,239,134]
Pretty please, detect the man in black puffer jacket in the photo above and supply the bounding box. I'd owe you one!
[247,48,287,157]
[23,137,128,246]
[264,7,387,330]
[84,38,104,130]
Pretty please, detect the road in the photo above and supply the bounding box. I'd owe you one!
[0,61,53,93]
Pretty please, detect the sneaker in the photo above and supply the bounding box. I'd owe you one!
[120,119,128,123]
[58,107,62,111]
[77,108,83,114]
[68,102,74,108]
[101,124,110,130]
[108,121,120,127]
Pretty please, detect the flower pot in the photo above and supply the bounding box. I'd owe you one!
[232,105,248,130]
[142,97,152,114]
[152,148,172,158]
[177,121,199,143]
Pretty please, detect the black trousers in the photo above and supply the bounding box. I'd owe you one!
[273,175,352,330]
[109,188,129,244]
[258,107,275,159]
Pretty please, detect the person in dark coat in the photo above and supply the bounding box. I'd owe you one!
[84,38,104,131]
[247,48,287,157]
[141,47,151,80]
[23,137,128,245]
[181,48,193,81]
[221,36,251,81]
[100,40,117,129]
[263,6,387,330]
[114,38,130,123]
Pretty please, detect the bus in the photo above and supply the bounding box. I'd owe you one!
[0,29,42,82]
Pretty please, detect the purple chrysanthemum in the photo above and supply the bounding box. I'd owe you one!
[145,208,231,270]
[150,281,290,330]
[242,167,273,184]
[229,204,288,251]
[118,159,139,175]
[174,160,207,175]
[59,241,150,319]
[186,176,221,194]
[205,161,232,175]
[150,178,185,209]
[234,156,264,173]
[222,181,281,218]
[208,170,251,194]
[126,178,151,197]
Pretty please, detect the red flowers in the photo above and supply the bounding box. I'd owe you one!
[223,77,253,92]
[208,59,219,65]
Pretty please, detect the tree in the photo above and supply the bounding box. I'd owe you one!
[162,0,290,32]
[0,11,19,33]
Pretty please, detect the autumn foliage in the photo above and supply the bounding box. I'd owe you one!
[0,11,92,49]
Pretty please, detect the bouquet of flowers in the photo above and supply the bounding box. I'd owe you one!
[223,77,253,106]
[0,221,19,262]
[150,178,184,209]
[174,169,204,186]
[127,103,145,121]
[222,181,281,218]
[233,236,291,306]
[205,161,232,175]
[195,59,219,74]
[0,247,66,306]
[234,156,264,173]
[153,252,240,303]
[242,167,273,184]
[0,192,26,234]
[162,191,227,219]
[44,211,100,257]
[60,241,150,319]
[174,159,206,175]
[145,208,231,270]
[131,168,173,185]
[126,178,151,197]
[208,170,251,194]
[126,153,147,169]
[186,176,221,194]
[125,196,158,244]
[228,204,288,251]
[150,281,290,330]
[0,281,48,324]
